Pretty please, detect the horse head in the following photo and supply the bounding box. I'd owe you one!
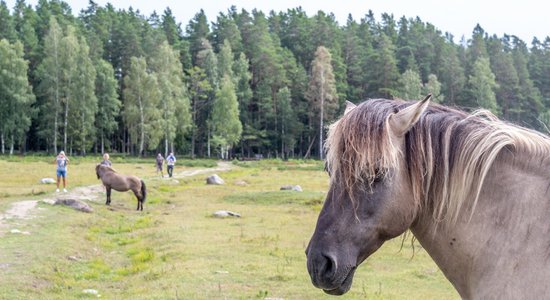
[96,164,101,179]
[306,95,431,295]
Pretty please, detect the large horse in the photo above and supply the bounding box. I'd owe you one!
[306,95,550,298]
[96,164,147,211]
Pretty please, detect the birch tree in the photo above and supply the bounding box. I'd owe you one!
[150,41,191,156]
[306,46,338,160]
[94,59,120,153]
[123,56,161,155]
[36,16,62,153]
[210,75,242,159]
[0,39,35,154]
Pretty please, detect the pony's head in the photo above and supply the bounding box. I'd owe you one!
[96,164,101,179]
[306,95,431,295]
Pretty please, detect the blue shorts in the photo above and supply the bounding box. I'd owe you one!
[57,169,67,177]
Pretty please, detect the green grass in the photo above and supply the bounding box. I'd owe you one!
[0,158,458,299]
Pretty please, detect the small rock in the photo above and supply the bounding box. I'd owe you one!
[234,180,248,186]
[82,289,100,297]
[40,178,56,184]
[213,210,240,218]
[0,263,11,269]
[9,229,30,235]
[67,255,81,261]
[42,199,56,205]
[215,270,229,274]
[54,199,93,213]
[206,174,225,185]
[280,185,302,192]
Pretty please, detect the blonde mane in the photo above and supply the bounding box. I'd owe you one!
[325,99,550,223]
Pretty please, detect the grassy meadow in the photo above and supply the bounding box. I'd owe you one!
[0,156,458,299]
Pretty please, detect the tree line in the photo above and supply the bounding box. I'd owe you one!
[1,0,549,158]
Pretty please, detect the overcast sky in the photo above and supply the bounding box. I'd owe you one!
[6,0,549,43]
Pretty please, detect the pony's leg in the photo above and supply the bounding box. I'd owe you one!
[133,191,141,211]
[106,187,111,205]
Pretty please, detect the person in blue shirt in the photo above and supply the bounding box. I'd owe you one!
[54,151,69,192]
[166,152,176,178]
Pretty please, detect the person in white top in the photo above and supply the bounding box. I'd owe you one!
[166,152,176,178]
[54,151,69,192]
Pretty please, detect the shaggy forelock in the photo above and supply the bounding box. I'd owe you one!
[325,99,404,192]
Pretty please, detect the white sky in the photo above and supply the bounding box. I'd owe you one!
[6,0,549,43]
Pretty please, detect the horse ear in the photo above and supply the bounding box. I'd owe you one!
[389,94,431,136]
[344,100,356,115]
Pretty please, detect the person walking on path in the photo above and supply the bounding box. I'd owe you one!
[166,152,176,178]
[100,153,112,166]
[54,151,69,192]
[156,153,165,177]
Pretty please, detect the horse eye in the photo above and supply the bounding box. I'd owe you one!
[372,169,384,183]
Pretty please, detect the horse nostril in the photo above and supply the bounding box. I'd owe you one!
[322,253,337,276]
[308,250,339,288]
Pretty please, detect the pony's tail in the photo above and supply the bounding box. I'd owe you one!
[140,180,147,203]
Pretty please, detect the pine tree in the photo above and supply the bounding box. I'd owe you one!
[187,66,212,158]
[212,8,243,55]
[437,41,465,105]
[368,33,400,98]
[186,9,210,65]
[0,1,17,42]
[306,46,338,160]
[511,38,543,127]
[487,37,519,119]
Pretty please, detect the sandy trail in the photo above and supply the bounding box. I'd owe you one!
[0,162,232,233]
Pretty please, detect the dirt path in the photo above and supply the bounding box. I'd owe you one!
[172,161,232,178]
[0,162,232,235]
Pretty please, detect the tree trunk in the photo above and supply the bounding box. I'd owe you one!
[1,132,4,154]
[63,98,69,151]
[207,125,211,158]
[101,132,104,154]
[319,68,325,160]
[191,100,197,159]
[303,135,316,159]
[165,137,168,158]
[9,135,14,155]
[139,95,145,157]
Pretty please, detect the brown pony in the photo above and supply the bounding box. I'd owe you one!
[306,95,550,298]
[96,164,147,211]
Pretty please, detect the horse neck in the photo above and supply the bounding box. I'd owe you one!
[410,149,550,298]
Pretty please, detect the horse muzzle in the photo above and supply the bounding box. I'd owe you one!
[306,249,356,295]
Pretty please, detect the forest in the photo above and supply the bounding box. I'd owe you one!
[1,0,549,158]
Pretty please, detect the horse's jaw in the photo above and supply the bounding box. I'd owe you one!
[322,267,356,295]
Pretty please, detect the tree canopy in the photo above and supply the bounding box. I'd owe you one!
[1,1,549,157]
